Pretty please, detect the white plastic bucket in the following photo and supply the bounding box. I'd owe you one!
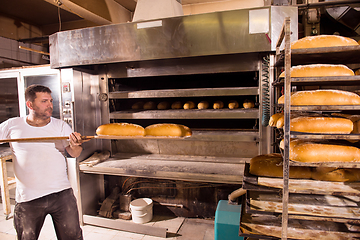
[129,198,153,224]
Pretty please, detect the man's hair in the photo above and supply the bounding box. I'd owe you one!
[25,84,52,102]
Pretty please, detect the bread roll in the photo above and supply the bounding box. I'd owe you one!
[291,35,358,49]
[280,139,360,163]
[249,153,312,179]
[312,167,360,182]
[243,99,255,109]
[157,101,170,110]
[145,123,192,137]
[269,113,283,127]
[213,101,224,109]
[279,64,354,78]
[131,101,144,110]
[228,100,239,109]
[183,101,195,109]
[143,101,156,110]
[96,123,145,136]
[171,101,182,109]
[278,89,360,105]
[197,101,209,109]
[290,116,353,134]
[355,69,360,75]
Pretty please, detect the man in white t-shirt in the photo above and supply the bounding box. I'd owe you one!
[0,85,88,240]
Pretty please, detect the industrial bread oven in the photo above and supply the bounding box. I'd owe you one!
[49,6,298,236]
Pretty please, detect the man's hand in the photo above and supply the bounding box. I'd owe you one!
[67,132,90,157]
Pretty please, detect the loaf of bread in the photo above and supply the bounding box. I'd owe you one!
[355,69,360,75]
[171,101,182,109]
[290,116,353,134]
[243,99,255,109]
[132,101,144,110]
[291,35,358,49]
[269,113,283,127]
[280,139,360,163]
[144,123,192,137]
[278,89,360,105]
[157,101,170,110]
[213,101,224,109]
[312,167,360,182]
[279,64,354,78]
[96,123,145,136]
[249,153,312,179]
[228,100,239,109]
[183,101,195,109]
[143,101,156,110]
[197,101,209,109]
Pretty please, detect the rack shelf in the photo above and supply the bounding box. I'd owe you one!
[275,45,360,66]
[273,75,360,86]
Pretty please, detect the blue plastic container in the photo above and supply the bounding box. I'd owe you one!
[214,200,244,240]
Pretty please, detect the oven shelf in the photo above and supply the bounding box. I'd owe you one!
[79,153,247,184]
[108,87,259,99]
[109,108,259,119]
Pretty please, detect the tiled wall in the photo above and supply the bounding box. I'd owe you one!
[0,36,48,69]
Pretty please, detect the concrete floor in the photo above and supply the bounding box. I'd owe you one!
[0,202,215,240]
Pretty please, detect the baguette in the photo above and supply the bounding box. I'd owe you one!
[291,35,358,49]
[280,139,360,163]
[290,116,353,134]
[278,89,360,105]
[249,153,312,179]
[145,123,192,137]
[279,64,354,78]
[96,123,145,136]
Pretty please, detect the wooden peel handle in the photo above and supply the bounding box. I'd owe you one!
[0,136,95,143]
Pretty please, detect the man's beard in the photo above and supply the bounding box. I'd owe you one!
[35,108,53,119]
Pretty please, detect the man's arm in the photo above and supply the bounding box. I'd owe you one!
[66,132,87,158]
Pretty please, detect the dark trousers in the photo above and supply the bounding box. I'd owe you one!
[14,188,83,240]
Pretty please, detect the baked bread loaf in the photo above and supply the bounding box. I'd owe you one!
[280,139,360,163]
[157,101,170,110]
[290,116,353,134]
[132,101,144,110]
[143,101,156,110]
[171,101,182,109]
[145,123,192,137]
[183,101,195,109]
[291,35,358,49]
[243,99,255,109]
[249,153,312,179]
[197,101,209,109]
[228,100,239,109]
[355,69,360,75]
[278,89,360,105]
[279,64,354,78]
[312,167,360,182]
[96,123,145,136]
[269,113,284,127]
[213,101,224,109]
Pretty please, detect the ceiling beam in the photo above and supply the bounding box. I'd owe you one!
[42,0,131,25]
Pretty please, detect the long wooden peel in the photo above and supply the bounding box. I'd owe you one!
[0,136,95,143]
[0,135,191,143]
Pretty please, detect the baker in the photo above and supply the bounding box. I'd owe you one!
[0,84,88,240]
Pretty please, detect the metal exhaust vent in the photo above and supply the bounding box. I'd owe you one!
[132,0,184,22]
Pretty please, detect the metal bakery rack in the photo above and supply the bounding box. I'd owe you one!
[240,17,360,240]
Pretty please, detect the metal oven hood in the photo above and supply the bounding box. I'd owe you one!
[49,6,297,69]
[132,0,184,22]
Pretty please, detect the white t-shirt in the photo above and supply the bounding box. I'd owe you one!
[0,116,72,203]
